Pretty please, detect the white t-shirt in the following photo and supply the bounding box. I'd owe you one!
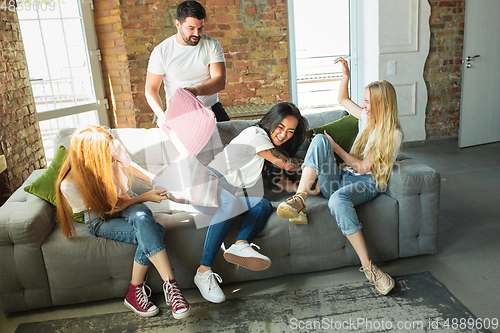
[147,34,225,109]
[344,109,403,175]
[60,178,87,213]
[60,161,131,214]
[208,126,275,188]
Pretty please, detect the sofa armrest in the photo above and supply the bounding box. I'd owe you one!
[0,170,55,313]
[385,158,441,257]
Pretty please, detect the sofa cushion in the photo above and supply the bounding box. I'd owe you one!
[23,145,84,223]
[42,223,135,306]
[305,114,359,164]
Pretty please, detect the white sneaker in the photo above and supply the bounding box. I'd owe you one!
[194,269,225,303]
[223,242,271,271]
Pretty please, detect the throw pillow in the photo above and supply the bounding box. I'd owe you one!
[305,114,359,164]
[161,88,216,158]
[24,145,85,223]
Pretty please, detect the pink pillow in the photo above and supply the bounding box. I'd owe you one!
[161,88,216,157]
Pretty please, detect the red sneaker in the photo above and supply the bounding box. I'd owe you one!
[164,279,190,319]
[124,282,159,317]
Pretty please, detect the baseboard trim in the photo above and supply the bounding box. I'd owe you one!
[403,136,458,148]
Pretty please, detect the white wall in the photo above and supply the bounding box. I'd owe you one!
[356,0,431,142]
[379,0,430,141]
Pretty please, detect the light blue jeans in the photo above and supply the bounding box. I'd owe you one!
[303,134,379,235]
[85,202,166,267]
[193,168,272,268]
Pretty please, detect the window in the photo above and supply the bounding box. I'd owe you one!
[17,0,107,162]
[288,0,357,114]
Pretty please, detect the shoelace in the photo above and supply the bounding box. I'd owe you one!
[163,280,189,311]
[288,193,306,211]
[205,271,223,291]
[361,263,383,285]
[370,268,385,285]
[136,283,153,309]
[248,243,260,250]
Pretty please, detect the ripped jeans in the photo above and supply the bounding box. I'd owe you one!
[85,202,166,266]
[302,134,379,235]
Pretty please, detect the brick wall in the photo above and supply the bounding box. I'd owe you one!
[424,0,465,138]
[96,0,289,128]
[211,0,289,107]
[93,0,137,128]
[119,0,177,128]
[0,8,46,201]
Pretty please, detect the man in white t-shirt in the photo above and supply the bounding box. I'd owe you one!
[145,0,230,125]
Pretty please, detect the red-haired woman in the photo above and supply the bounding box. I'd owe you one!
[56,125,189,319]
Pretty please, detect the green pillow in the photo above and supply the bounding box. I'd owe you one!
[305,114,359,164]
[24,145,85,223]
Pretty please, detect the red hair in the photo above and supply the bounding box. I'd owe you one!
[56,126,130,238]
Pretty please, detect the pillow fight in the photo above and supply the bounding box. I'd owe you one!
[56,0,403,320]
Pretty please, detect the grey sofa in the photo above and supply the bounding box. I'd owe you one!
[0,110,440,314]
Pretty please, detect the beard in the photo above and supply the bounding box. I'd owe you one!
[181,34,201,46]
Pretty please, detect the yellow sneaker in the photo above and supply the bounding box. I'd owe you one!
[277,192,308,225]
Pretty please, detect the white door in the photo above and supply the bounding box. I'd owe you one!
[17,0,108,161]
[458,0,500,148]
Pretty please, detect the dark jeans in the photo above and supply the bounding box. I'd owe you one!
[193,168,272,268]
[211,102,230,122]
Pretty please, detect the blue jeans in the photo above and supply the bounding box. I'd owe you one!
[303,135,379,235]
[194,168,272,268]
[85,202,166,266]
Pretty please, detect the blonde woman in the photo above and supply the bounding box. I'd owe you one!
[55,126,190,319]
[277,57,403,295]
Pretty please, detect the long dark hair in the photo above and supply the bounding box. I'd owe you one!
[256,102,308,157]
[256,102,308,187]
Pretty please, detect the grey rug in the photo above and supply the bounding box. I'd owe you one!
[16,272,490,333]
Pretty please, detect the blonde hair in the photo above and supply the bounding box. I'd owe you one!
[349,80,402,191]
[56,125,131,238]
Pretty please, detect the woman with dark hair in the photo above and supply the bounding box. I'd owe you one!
[193,102,313,304]
[257,102,318,195]
[256,102,308,158]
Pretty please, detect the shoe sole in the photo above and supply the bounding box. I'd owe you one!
[289,211,308,225]
[364,273,395,295]
[124,299,159,317]
[172,306,191,320]
[277,203,299,219]
[223,252,271,271]
[194,276,225,303]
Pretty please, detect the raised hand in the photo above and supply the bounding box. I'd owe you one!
[334,57,350,77]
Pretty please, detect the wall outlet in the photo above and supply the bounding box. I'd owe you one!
[388,60,397,76]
